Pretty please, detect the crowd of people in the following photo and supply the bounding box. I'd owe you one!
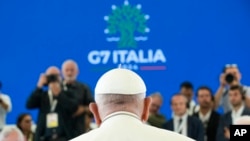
[0,61,250,141]
[0,59,94,141]
[147,64,250,141]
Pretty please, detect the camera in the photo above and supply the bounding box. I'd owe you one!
[225,73,234,84]
[46,74,59,84]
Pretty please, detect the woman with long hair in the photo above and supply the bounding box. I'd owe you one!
[16,113,34,141]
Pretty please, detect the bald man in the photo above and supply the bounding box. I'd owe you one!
[26,66,78,141]
[0,127,25,141]
[164,94,204,141]
[71,68,194,141]
[61,59,94,136]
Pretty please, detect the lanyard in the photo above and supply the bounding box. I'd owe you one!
[48,90,58,112]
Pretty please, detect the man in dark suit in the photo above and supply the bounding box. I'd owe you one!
[164,94,204,141]
[216,85,250,141]
[193,86,220,141]
[26,66,78,141]
[61,60,94,137]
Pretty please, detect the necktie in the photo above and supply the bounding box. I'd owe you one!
[203,120,208,129]
[178,118,183,134]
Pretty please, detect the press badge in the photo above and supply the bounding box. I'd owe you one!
[46,113,58,128]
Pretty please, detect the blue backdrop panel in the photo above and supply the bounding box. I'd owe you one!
[0,0,250,124]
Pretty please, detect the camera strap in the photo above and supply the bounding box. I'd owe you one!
[48,90,58,112]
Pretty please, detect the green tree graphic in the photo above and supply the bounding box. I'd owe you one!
[104,0,150,48]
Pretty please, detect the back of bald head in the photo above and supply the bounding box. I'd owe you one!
[46,66,60,75]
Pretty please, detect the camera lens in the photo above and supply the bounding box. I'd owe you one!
[225,74,234,84]
[47,75,59,83]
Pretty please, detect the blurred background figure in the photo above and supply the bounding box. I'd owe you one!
[26,66,78,141]
[147,92,167,128]
[179,81,199,115]
[0,81,12,132]
[61,59,94,135]
[84,112,95,132]
[216,85,250,141]
[0,126,25,141]
[214,64,250,113]
[16,113,34,141]
[234,115,250,125]
[193,86,220,141]
[164,94,204,141]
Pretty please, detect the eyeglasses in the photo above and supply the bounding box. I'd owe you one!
[225,64,238,68]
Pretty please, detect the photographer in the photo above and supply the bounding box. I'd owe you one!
[0,81,12,132]
[26,66,78,141]
[214,64,250,113]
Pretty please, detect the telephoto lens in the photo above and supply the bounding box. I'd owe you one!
[225,74,234,84]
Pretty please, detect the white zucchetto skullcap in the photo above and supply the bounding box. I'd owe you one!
[95,68,146,96]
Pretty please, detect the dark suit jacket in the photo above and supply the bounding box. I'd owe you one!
[216,108,250,141]
[193,111,220,141]
[26,88,78,141]
[64,81,94,136]
[164,116,204,141]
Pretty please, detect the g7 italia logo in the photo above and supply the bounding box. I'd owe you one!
[88,1,167,71]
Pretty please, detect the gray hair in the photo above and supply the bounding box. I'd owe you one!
[150,92,163,101]
[234,116,250,125]
[95,93,145,117]
[61,59,79,71]
[0,126,25,141]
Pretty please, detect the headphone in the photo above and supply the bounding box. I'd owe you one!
[240,87,246,100]
[186,99,190,109]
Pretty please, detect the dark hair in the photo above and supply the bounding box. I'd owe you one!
[86,112,94,118]
[196,86,214,101]
[16,113,31,132]
[180,81,193,90]
[229,85,246,100]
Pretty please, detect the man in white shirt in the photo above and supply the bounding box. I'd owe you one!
[0,81,12,131]
[164,94,204,141]
[214,64,250,113]
[70,68,194,141]
[179,81,199,115]
[216,85,250,141]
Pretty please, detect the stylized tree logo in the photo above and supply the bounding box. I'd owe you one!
[104,0,150,48]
